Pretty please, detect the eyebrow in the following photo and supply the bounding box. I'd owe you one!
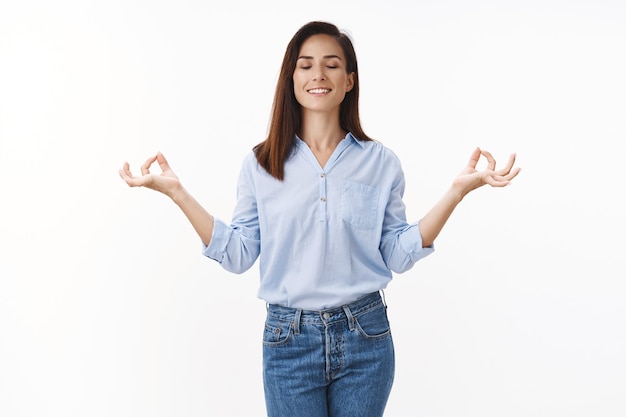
[297,54,343,61]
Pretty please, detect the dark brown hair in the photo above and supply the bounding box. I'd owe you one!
[253,21,373,180]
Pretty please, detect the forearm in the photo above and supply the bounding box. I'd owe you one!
[418,187,464,248]
[170,186,214,246]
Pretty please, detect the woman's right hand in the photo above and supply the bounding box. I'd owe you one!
[120,152,215,245]
[119,152,182,199]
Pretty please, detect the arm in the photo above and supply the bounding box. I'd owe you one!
[119,152,214,246]
[419,148,521,247]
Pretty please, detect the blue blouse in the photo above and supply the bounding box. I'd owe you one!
[203,133,434,309]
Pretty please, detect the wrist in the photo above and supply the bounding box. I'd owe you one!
[446,184,466,204]
[168,183,188,204]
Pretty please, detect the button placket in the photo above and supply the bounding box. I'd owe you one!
[318,171,327,221]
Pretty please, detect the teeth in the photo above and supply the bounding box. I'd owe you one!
[308,88,330,94]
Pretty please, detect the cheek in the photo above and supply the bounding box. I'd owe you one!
[292,75,307,99]
[293,73,305,89]
[292,80,305,104]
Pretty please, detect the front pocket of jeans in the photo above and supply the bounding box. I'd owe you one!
[340,181,379,229]
[354,305,391,340]
[262,318,292,346]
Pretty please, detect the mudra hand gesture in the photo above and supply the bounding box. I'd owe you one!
[453,148,520,197]
[119,152,182,199]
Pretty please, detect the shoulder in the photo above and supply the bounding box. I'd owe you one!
[242,150,258,166]
[236,150,256,174]
[241,149,277,180]
[353,136,402,168]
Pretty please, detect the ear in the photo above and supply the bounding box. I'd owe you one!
[346,72,355,92]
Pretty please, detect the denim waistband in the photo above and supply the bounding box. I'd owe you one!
[266,291,384,328]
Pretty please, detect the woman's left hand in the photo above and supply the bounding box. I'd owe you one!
[453,148,521,197]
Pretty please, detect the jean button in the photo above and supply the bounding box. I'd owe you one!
[323,312,331,319]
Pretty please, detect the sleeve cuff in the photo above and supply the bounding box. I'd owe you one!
[398,223,435,262]
[201,217,231,262]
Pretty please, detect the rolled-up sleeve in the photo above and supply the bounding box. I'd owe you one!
[379,155,434,273]
[380,222,434,273]
[203,218,260,273]
[202,154,261,274]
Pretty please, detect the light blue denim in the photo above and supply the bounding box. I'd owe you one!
[262,291,395,417]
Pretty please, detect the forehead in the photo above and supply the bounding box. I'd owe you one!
[298,34,345,59]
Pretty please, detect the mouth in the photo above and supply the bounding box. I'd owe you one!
[307,88,331,94]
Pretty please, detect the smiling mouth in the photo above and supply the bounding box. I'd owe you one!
[307,88,331,94]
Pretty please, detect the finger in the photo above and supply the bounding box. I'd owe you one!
[495,153,517,176]
[486,166,521,186]
[141,155,158,176]
[119,169,140,187]
[124,177,145,187]
[119,162,133,179]
[501,166,521,181]
[156,152,172,171]
[466,147,481,170]
[483,175,511,187]
[480,149,496,171]
[119,164,140,185]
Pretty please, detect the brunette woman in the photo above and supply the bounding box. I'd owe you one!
[120,21,520,417]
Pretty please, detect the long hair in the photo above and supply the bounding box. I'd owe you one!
[253,21,373,181]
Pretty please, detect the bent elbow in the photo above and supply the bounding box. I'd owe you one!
[387,258,416,274]
[221,257,256,274]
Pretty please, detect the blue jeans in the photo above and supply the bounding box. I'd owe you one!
[262,291,395,417]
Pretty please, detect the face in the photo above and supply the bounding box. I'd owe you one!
[293,34,355,115]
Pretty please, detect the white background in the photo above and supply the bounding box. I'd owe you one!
[1,0,625,416]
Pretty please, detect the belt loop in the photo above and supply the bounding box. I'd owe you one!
[292,309,302,335]
[342,305,356,331]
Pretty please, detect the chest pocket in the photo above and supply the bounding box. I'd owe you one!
[340,181,379,229]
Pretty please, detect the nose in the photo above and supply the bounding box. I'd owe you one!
[312,65,326,81]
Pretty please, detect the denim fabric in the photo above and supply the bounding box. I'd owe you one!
[262,292,395,417]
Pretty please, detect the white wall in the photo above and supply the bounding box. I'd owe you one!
[1,1,624,416]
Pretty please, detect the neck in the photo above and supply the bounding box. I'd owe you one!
[299,110,346,151]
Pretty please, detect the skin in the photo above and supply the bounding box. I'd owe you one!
[119,35,521,248]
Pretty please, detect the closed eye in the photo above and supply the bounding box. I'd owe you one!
[299,65,338,70]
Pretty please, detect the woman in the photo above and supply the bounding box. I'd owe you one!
[120,21,520,417]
